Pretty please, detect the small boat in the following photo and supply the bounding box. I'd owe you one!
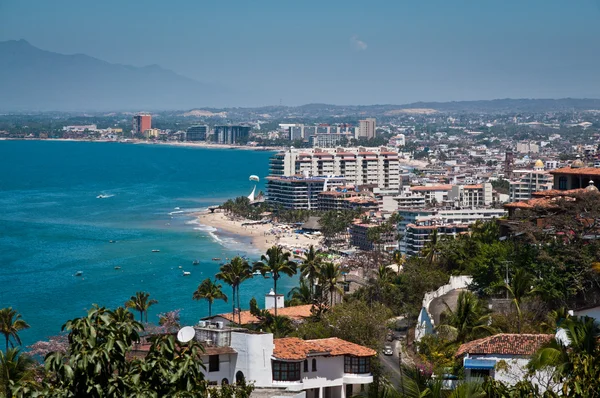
[182,271,191,276]
[97,194,110,199]
[178,266,183,269]
[152,249,160,253]
[109,240,116,243]
[114,266,121,270]
[252,270,262,276]
[192,260,200,265]
[174,207,180,210]
[212,258,221,261]
[75,271,83,276]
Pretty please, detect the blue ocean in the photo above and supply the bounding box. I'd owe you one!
[0,140,296,346]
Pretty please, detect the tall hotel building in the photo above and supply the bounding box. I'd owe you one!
[268,147,400,191]
[132,114,152,135]
[358,118,376,139]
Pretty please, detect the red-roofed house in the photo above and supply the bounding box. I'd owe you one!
[457,334,554,389]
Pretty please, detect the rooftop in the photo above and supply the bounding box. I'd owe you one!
[273,337,376,360]
[207,304,314,324]
[456,334,553,357]
[549,167,600,176]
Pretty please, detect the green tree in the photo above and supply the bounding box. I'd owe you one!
[437,291,495,344]
[0,348,35,398]
[319,262,343,308]
[422,229,442,265]
[125,291,158,323]
[502,269,537,334]
[0,308,30,353]
[253,246,297,317]
[287,279,312,306]
[299,245,322,298]
[216,256,252,324]
[193,278,228,318]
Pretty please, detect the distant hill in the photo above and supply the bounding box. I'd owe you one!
[0,40,228,111]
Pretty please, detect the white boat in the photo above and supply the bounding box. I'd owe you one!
[97,194,110,199]
[152,249,160,253]
[192,260,200,265]
[75,271,83,276]
[253,270,262,276]
[182,271,191,276]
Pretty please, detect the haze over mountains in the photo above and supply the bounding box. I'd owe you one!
[0,40,230,111]
[1,39,600,114]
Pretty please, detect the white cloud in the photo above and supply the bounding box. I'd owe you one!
[350,35,368,51]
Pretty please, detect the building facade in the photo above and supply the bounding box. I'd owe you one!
[268,147,400,191]
[214,125,251,145]
[132,114,152,135]
[358,118,376,139]
[266,175,346,210]
[509,170,553,202]
[186,125,209,141]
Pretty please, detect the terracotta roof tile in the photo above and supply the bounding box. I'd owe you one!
[531,188,587,197]
[273,337,376,360]
[209,304,314,324]
[549,167,600,176]
[456,334,553,357]
[410,185,452,192]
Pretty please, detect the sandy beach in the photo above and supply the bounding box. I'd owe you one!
[196,210,321,255]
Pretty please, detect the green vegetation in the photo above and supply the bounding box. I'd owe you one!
[0,309,30,353]
[124,291,158,323]
[192,278,228,318]
[216,256,252,324]
[252,246,298,317]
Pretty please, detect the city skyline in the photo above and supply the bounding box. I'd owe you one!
[1,0,600,107]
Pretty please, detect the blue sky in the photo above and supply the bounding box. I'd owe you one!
[1,0,599,106]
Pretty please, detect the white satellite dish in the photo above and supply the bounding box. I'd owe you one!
[177,326,195,343]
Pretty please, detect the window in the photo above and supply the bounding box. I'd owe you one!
[470,369,490,379]
[209,355,219,372]
[559,176,567,190]
[272,361,301,381]
[312,358,317,371]
[344,356,371,374]
[304,359,308,372]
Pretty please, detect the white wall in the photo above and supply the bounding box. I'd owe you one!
[231,332,274,387]
[201,353,234,385]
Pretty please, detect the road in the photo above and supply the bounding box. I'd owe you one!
[378,338,413,388]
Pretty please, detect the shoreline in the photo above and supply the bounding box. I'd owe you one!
[0,138,283,152]
[195,210,322,256]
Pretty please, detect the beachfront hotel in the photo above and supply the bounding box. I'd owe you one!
[268,147,401,191]
[266,175,347,210]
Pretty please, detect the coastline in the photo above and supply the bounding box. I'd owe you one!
[195,210,321,256]
[0,137,283,152]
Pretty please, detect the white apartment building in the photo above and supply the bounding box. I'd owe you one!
[516,141,540,154]
[450,183,493,207]
[394,186,426,209]
[509,162,553,202]
[358,118,376,139]
[268,147,401,191]
[397,208,507,255]
[266,175,347,210]
[408,185,452,205]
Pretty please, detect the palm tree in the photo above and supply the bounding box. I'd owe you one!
[437,291,494,343]
[287,279,312,306]
[299,245,321,298]
[392,250,405,273]
[501,268,536,333]
[422,229,441,264]
[0,348,35,398]
[192,278,228,318]
[216,256,252,324]
[253,246,297,316]
[319,262,343,308]
[125,292,158,323]
[0,308,30,352]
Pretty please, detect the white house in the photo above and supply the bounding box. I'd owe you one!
[132,325,376,398]
[456,334,554,390]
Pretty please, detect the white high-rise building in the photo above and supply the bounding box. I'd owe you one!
[358,118,376,139]
[268,147,400,191]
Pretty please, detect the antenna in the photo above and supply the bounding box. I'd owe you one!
[177,326,195,343]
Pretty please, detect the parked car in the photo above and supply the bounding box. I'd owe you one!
[383,345,393,356]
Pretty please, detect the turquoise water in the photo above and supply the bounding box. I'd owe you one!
[0,140,295,346]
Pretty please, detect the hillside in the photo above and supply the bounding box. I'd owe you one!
[0,40,228,111]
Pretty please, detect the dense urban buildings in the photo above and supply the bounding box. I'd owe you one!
[185,125,209,141]
[132,113,152,135]
[214,125,251,144]
[266,175,346,210]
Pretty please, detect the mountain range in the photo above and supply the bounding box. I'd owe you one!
[1,40,600,114]
[0,40,229,111]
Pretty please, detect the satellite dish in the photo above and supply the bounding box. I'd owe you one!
[177,326,195,343]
